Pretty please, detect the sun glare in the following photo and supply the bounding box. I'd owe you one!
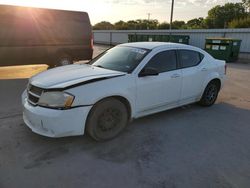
[0,0,113,24]
[0,0,68,10]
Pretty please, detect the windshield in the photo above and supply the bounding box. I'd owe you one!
[90,46,150,73]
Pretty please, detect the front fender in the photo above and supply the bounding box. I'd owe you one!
[66,75,136,117]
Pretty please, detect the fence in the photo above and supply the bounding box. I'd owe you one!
[93,28,250,60]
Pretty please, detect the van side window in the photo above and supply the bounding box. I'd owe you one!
[145,50,177,73]
[178,50,202,68]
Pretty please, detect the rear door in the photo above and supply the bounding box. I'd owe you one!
[136,50,182,112]
[177,49,207,102]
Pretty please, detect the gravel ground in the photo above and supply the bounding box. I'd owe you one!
[0,46,250,188]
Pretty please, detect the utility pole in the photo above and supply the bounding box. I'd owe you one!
[147,13,151,30]
[147,13,151,21]
[169,0,174,36]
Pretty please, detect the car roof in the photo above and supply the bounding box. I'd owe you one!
[119,42,190,50]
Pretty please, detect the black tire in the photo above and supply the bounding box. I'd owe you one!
[86,98,128,141]
[199,81,220,106]
[56,54,73,67]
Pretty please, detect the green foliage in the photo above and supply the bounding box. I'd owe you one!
[126,19,159,30]
[242,0,250,10]
[93,1,249,30]
[228,16,250,28]
[186,17,205,29]
[126,20,138,30]
[114,20,128,30]
[92,21,114,30]
[94,19,159,30]
[147,19,159,29]
[171,20,186,29]
[206,3,247,28]
[158,22,170,29]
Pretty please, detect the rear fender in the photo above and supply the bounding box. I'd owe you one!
[199,72,221,98]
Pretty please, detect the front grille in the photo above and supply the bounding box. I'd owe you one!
[28,93,40,104]
[29,85,43,96]
[27,84,44,106]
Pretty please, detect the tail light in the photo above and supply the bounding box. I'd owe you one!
[224,64,227,75]
[90,33,94,50]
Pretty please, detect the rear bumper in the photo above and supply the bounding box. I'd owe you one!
[22,91,92,138]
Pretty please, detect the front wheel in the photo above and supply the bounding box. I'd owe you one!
[199,81,220,106]
[86,98,128,141]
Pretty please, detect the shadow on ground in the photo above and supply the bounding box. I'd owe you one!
[1,102,249,188]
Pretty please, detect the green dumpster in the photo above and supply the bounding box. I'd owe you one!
[128,34,137,42]
[161,35,170,42]
[205,38,242,62]
[169,35,190,44]
[128,34,189,44]
[153,35,162,42]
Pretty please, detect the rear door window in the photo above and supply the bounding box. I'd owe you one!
[178,50,203,68]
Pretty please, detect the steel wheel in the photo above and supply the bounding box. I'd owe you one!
[86,98,128,141]
[205,84,217,103]
[58,58,72,66]
[54,54,73,67]
[199,81,220,106]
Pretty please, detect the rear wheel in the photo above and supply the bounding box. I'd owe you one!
[48,54,73,68]
[199,81,220,106]
[86,98,128,141]
[57,55,73,66]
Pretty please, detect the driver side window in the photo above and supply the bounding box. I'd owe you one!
[145,50,177,73]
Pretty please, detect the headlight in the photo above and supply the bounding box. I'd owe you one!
[38,91,74,109]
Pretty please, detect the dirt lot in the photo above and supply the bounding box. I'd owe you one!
[0,46,250,188]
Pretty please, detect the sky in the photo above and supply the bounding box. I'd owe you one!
[0,0,242,24]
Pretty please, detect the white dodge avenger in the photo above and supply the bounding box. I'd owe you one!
[22,42,226,141]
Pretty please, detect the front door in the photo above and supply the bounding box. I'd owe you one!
[136,50,182,113]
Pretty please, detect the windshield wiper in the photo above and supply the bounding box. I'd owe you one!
[94,65,106,69]
[93,64,128,73]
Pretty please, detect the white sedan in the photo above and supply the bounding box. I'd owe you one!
[22,42,226,141]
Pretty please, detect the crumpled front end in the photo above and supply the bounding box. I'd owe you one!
[22,90,92,138]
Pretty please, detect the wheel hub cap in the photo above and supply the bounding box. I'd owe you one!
[98,108,121,132]
[206,85,217,102]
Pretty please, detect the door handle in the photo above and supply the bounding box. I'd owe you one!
[201,68,207,71]
[171,74,181,78]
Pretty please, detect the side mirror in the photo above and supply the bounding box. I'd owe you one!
[139,67,159,77]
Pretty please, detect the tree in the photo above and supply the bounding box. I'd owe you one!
[134,19,147,30]
[124,19,159,30]
[242,0,250,10]
[126,20,138,30]
[205,3,247,28]
[93,21,114,30]
[229,16,250,28]
[158,22,170,29]
[92,2,249,31]
[171,20,186,29]
[186,17,205,29]
[146,19,159,30]
[114,21,128,30]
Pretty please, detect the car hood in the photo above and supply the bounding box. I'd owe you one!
[30,64,126,89]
